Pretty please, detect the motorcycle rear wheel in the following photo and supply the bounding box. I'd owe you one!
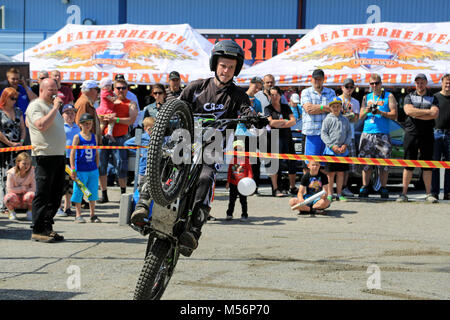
[133,238,177,300]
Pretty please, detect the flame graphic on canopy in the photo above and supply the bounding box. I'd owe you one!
[387,40,450,61]
[287,38,371,61]
[37,41,110,61]
[122,40,193,60]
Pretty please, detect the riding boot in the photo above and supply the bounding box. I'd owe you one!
[179,203,209,250]
[130,182,152,227]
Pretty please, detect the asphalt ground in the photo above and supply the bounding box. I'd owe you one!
[0,184,449,301]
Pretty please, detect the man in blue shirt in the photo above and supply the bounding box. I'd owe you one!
[358,73,398,199]
[0,67,37,118]
[301,69,336,169]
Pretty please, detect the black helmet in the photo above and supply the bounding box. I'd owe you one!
[79,113,94,123]
[210,40,245,77]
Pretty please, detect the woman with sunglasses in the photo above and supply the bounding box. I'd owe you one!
[142,84,167,120]
[0,87,27,213]
[0,87,26,149]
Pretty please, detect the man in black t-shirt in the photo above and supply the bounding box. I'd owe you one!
[432,73,450,200]
[397,74,439,203]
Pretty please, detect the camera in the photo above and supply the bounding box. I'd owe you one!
[368,105,378,114]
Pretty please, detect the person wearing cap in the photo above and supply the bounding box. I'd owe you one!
[57,104,80,217]
[320,97,352,202]
[69,113,101,223]
[75,80,102,146]
[301,69,336,171]
[25,78,66,243]
[339,78,360,197]
[431,73,450,201]
[166,71,183,101]
[396,74,439,203]
[226,139,253,222]
[98,78,138,202]
[359,73,397,199]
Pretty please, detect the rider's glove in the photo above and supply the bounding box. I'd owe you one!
[250,116,269,129]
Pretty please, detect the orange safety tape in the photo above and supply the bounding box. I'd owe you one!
[0,145,148,152]
[66,145,148,150]
[0,145,34,153]
[225,151,450,169]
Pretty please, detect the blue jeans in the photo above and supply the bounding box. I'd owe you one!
[99,134,129,179]
[431,129,450,195]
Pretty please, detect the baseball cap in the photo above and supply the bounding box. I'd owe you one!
[290,93,300,104]
[250,76,264,84]
[414,73,427,81]
[169,71,180,80]
[329,97,343,106]
[62,104,76,113]
[100,77,113,88]
[343,78,355,86]
[114,74,126,81]
[312,69,325,79]
[79,113,94,123]
[80,80,98,90]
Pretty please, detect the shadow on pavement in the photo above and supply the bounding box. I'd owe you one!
[0,288,83,300]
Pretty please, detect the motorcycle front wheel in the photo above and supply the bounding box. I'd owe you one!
[147,99,194,207]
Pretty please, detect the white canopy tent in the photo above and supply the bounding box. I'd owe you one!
[237,22,450,87]
[13,23,215,85]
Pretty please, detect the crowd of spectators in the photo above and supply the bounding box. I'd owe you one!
[0,66,449,234]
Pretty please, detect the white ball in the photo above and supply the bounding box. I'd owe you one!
[237,177,256,196]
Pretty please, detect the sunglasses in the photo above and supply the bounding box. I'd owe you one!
[115,86,128,90]
[10,97,18,101]
[153,91,164,95]
[345,86,355,89]
[369,81,381,86]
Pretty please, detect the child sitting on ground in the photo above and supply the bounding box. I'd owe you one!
[70,113,100,223]
[289,160,330,215]
[320,97,352,201]
[226,140,253,222]
[97,78,119,142]
[4,152,35,221]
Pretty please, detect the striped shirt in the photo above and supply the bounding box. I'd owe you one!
[165,87,182,101]
[300,86,336,136]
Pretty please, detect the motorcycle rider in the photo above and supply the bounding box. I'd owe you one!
[131,40,259,254]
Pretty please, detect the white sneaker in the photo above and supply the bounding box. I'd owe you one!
[341,187,354,197]
[26,211,33,221]
[56,208,67,217]
[8,211,17,221]
[226,215,233,221]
